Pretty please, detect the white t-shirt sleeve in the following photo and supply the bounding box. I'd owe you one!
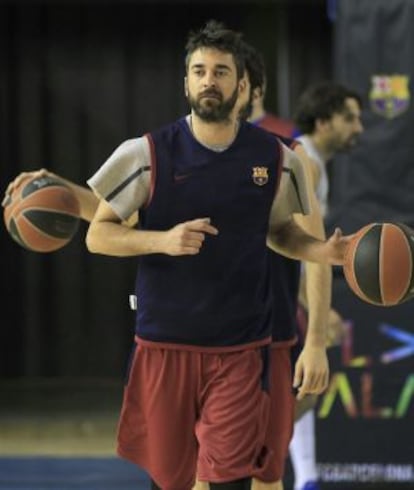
[87,136,152,221]
[269,142,310,228]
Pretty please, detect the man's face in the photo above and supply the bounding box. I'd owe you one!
[185,47,242,122]
[325,97,364,153]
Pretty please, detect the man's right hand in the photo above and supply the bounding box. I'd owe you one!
[163,218,219,256]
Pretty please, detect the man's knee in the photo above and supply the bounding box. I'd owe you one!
[251,478,283,490]
[193,481,209,490]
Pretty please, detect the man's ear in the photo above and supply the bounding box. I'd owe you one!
[315,118,330,133]
[252,86,262,102]
[184,77,189,97]
[238,77,247,96]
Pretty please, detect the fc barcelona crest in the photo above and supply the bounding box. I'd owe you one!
[252,166,269,186]
[369,74,410,119]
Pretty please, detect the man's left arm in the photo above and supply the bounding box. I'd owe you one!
[291,144,331,399]
[267,144,349,266]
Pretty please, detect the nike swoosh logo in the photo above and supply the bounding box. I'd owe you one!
[173,173,192,182]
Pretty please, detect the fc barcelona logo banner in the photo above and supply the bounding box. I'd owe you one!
[252,166,269,186]
[369,75,410,119]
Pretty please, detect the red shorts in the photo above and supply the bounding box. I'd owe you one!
[117,339,271,490]
[253,342,296,482]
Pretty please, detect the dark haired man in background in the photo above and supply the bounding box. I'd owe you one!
[288,81,363,490]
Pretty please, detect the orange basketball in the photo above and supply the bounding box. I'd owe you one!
[3,174,80,252]
[343,222,414,306]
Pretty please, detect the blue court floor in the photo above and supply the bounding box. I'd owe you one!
[0,457,149,490]
[0,379,149,489]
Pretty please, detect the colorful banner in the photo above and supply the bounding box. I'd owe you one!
[322,1,414,482]
[316,275,414,487]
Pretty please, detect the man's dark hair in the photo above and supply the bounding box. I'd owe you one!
[242,41,266,94]
[185,20,245,79]
[293,81,363,134]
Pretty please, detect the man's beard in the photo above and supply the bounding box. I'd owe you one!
[188,86,239,123]
[334,135,359,154]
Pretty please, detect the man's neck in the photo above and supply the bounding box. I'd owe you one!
[190,113,239,148]
[248,105,266,124]
[308,134,333,162]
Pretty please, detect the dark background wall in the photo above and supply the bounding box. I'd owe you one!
[327,0,414,235]
[0,0,333,378]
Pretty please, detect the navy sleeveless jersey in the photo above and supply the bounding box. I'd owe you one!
[134,118,283,347]
[263,133,301,342]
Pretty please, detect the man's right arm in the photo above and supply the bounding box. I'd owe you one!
[86,201,218,257]
[85,136,218,257]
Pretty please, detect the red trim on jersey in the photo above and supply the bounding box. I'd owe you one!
[135,335,272,353]
[275,138,285,197]
[144,133,156,208]
[270,335,298,349]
